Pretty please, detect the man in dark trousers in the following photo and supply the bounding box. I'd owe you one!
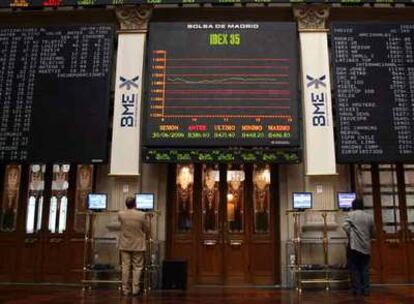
[119,196,149,296]
[343,198,375,296]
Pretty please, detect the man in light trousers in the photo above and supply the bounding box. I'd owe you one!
[119,196,149,296]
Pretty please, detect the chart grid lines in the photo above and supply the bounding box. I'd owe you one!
[150,51,293,119]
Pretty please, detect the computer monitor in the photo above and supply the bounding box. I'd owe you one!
[292,192,312,211]
[135,193,154,211]
[337,192,356,211]
[87,193,107,211]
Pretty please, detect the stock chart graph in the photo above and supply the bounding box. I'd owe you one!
[144,22,299,148]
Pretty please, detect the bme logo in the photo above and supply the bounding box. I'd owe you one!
[306,75,326,89]
[119,76,139,127]
[119,76,139,90]
[306,75,327,127]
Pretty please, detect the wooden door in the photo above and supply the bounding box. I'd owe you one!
[38,164,91,283]
[0,164,91,283]
[249,164,278,284]
[168,163,279,285]
[168,164,197,283]
[223,164,248,284]
[400,164,414,283]
[40,164,73,282]
[198,164,223,284]
[0,164,30,282]
[377,164,408,283]
[356,164,414,283]
[15,164,46,282]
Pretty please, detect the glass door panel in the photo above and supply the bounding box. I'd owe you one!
[176,164,194,233]
[202,165,220,234]
[1,165,22,232]
[74,165,94,233]
[48,197,58,233]
[226,166,245,233]
[48,164,70,234]
[253,164,270,234]
[26,164,45,234]
[359,165,374,218]
[379,165,401,235]
[404,165,414,233]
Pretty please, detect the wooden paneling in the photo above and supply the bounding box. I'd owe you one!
[16,237,42,281]
[224,242,247,284]
[381,242,409,283]
[0,241,16,281]
[370,241,382,283]
[197,241,223,284]
[66,239,84,283]
[171,240,196,283]
[41,237,66,282]
[408,242,414,283]
[250,241,273,284]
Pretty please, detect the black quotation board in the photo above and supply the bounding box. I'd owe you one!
[0,25,113,163]
[332,23,414,163]
[144,22,299,148]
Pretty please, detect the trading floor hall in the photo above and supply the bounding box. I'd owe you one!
[0,286,413,304]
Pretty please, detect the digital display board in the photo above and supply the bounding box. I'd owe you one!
[337,192,356,210]
[135,193,154,211]
[87,193,108,211]
[332,23,414,163]
[4,0,414,9]
[292,192,312,210]
[0,25,113,163]
[144,22,299,148]
[143,147,300,163]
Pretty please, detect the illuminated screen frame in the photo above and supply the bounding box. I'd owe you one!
[292,192,313,211]
[337,192,356,210]
[87,193,108,211]
[135,193,155,211]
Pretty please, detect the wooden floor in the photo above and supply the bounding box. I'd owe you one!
[0,285,414,304]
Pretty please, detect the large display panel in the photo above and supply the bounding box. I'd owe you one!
[144,22,299,148]
[331,23,414,163]
[0,25,113,163]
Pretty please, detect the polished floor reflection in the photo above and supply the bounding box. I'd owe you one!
[0,285,413,304]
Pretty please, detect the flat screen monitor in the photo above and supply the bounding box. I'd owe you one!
[292,192,312,211]
[337,192,356,210]
[135,193,154,211]
[87,193,107,211]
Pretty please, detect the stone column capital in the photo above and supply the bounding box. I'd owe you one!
[293,5,330,32]
[115,5,153,33]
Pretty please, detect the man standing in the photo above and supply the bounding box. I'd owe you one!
[119,196,149,296]
[343,198,375,296]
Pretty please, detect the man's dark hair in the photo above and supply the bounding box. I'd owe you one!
[352,198,364,210]
[125,196,135,209]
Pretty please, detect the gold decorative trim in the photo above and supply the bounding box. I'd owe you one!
[293,5,330,32]
[115,5,153,32]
